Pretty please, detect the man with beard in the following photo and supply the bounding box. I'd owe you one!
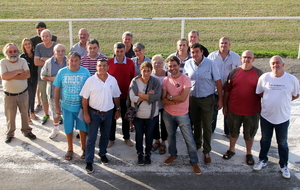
[0,43,37,143]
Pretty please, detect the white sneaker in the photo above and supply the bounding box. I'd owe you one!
[253,160,267,171]
[49,127,60,139]
[281,166,290,179]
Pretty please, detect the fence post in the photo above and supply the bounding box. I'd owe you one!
[298,43,300,59]
[181,19,185,39]
[69,21,73,48]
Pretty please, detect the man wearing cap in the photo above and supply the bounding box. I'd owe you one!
[0,43,37,143]
[30,22,57,49]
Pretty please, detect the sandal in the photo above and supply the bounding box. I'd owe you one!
[30,113,40,120]
[65,151,73,160]
[159,145,166,155]
[223,150,235,159]
[151,142,160,152]
[246,154,255,165]
[81,150,86,159]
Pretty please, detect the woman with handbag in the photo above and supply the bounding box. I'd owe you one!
[128,61,161,165]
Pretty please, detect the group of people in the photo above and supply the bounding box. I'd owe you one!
[0,22,299,178]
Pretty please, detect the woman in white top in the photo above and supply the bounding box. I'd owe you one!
[151,54,169,154]
[129,61,161,166]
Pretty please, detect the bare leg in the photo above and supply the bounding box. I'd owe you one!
[66,132,73,151]
[79,130,87,150]
[245,139,254,155]
[228,135,239,153]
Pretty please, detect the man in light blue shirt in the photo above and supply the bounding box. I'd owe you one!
[208,37,241,136]
[184,43,223,164]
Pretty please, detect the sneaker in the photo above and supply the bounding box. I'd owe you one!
[253,160,267,171]
[100,155,109,165]
[34,104,43,113]
[138,153,145,166]
[49,127,59,139]
[204,154,211,164]
[164,155,177,165]
[107,140,114,148]
[145,153,151,165]
[86,162,94,174]
[59,115,63,124]
[41,115,49,125]
[23,132,36,140]
[281,166,290,179]
[192,164,202,175]
[124,139,134,147]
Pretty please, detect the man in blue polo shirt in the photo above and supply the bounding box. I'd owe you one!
[184,43,223,164]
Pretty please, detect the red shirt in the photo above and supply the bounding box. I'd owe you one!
[108,57,136,99]
[225,67,263,115]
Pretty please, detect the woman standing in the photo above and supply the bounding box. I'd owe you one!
[129,61,161,165]
[131,42,151,76]
[151,55,169,154]
[20,38,39,124]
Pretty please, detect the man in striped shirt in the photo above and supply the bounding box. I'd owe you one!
[81,39,107,75]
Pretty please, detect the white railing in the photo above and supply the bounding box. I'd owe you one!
[1,17,300,58]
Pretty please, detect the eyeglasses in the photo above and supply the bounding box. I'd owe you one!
[56,50,66,53]
[7,50,18,54]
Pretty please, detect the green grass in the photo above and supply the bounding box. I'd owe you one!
[0,0,300,58]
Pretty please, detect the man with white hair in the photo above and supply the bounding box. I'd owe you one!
[253,55,299,179]
[41,44,67,139]
[0,43,37,143]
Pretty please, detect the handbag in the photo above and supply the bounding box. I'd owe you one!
[124,81,149,121]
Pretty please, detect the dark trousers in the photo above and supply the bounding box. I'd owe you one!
[211,94,229,135]
[27,79,38,114]
[109,98,130,141]
[153,109,168,141]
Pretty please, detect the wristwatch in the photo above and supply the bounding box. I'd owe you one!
[169,96,173,101]
[116,107,121,111]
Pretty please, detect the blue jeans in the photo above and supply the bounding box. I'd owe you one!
[133,116,158,154]
[163,111,198,165]
[259,116,289,167]
[86,108,113,163]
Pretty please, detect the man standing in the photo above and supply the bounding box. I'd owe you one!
[162,56,201,175]
[0,43,36,143]
[188,30,209,57]
[80,58,121,174]
[168,39,192,72]
[81,39,107,76]
[122,31,135,58]
[41,44,67,139]
[253,56,299,179]
[107,42,136,148]
[70,28,89,57]
[222,50,263,165]
[34,29,58,125]
[30,22,57,49]
[208,37,241,136]
[54,52,90,160]
[184,43,223,164]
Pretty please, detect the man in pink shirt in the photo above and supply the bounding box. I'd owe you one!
[161,55,201,175]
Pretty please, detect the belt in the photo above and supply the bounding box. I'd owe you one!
[193,93,214,99]
[4,88,28,96]
[89,107,106,113]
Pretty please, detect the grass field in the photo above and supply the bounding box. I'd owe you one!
[0,0,299,58]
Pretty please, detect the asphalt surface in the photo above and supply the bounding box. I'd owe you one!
[1,58,300,190]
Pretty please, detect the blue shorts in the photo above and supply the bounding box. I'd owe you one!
[62,108,87,134]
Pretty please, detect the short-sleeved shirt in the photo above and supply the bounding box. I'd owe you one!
[225,67,263,115]
[35,42,58,80]
[208,50,241,86]
[131,56,151,76]
[184,57,221,98]
[30,35,57,49]
[53,66,90,112]
[70,42,88,57]
[0,58,29,93]
[256,72,300,124]
[80,73,121,112]
[81,53,108,76]
[162,74,191,116]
